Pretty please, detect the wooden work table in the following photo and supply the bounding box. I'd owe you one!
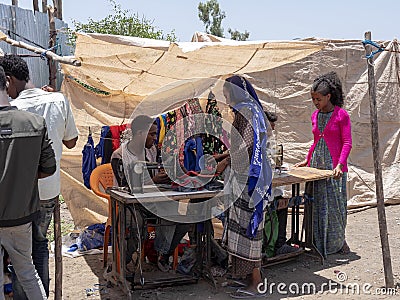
[105,167,332,296]
[272,167,332,188]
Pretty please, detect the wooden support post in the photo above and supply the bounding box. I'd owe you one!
[48,8,62,299]
[47,6,57,89]
[11,0,18,6]
[363,31,394,288]
[53,196,62,300]
[56,0,62,20]
[33,0,39,12]
[42,0,47,13]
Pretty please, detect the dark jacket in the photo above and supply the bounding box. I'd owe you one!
[0,106,56,227]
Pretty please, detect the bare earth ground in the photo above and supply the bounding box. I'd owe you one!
[48,203,400,300]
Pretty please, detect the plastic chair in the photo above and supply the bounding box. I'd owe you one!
[89,163,115,268]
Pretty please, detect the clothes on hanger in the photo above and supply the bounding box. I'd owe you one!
[82,132,97,189]
[94,125,114,164]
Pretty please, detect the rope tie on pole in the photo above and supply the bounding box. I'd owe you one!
[40,44,58,60]
[362,39,385,58]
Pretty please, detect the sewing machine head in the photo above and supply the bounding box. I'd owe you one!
[130,160,175,193]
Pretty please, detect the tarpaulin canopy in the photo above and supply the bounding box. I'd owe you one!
[60,32,400,227]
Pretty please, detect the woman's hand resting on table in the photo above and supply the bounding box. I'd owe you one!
[294,159,308,168]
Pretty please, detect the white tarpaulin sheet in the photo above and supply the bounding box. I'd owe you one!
[60,33,399,226]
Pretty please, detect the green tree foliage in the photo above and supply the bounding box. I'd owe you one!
[67,0,176,47]
[228,28,250,41]
[198,0,225,37]
[65,0,177,95]
[198,0,249,41]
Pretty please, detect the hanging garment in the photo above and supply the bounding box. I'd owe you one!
[82,134,97,189]
[183,136,204,172]
[184,138,197,172]
[94,125,112,164]
[109,124,128,151]
[102,130,114,164]
[203,91,226,155]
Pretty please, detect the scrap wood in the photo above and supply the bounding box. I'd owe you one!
[0,30,81,66]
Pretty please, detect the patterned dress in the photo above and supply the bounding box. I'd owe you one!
[310,111,347,258]
[224,108,263,277]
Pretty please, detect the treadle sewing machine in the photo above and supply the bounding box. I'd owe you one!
[105,187,223,298]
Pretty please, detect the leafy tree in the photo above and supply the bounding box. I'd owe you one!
[67,0,176,47]
[198,0,225,37]
[198,0,249,41]
[228,28,250,41]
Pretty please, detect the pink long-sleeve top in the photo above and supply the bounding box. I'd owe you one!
[306,106,352,172]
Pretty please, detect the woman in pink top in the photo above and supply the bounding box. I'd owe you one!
[296,71,352,258]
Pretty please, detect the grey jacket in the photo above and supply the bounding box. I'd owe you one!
[0,106,56,227]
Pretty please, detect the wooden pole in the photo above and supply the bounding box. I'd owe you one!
[47,6,58,89]
[51,0,59,19]
[11,0,18,6]
[42,0,47,13]
[0,31,81,66]
[363,31,394,288]
[33,0,39,12]
[53,196,62,300]
[56,0,62,20]
[48,7,62,299]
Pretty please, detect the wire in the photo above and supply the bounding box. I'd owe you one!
[0,26,46,49]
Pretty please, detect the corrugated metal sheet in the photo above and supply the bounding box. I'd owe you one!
[0,4,71,89]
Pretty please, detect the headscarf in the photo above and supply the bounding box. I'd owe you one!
[225,75,273,238]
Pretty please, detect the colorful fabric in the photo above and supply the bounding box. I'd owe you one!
[309,111,348,258]
[175,108,185,166]
[306,106,352,172]
[185,98,202,137]
[157,115,166,146]
[203,91,226,155]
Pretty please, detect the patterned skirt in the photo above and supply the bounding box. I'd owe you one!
[223,188,264,277]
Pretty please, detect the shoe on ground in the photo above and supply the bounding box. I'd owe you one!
[157,256,170,272]
[276,244,301,255]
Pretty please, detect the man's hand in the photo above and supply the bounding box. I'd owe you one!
[41,85,55,92]
[216,156,230,175]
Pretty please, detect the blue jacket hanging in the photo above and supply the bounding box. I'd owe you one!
[82,134,97,189]
[94,125,112,164]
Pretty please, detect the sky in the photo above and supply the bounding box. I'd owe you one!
[3,0,400,42]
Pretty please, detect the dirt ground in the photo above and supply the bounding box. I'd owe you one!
[47,203,400,300]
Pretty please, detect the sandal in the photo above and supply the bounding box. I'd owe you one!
[227,280,247,289]
[338,241,350,255]
[230,288,266,299]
